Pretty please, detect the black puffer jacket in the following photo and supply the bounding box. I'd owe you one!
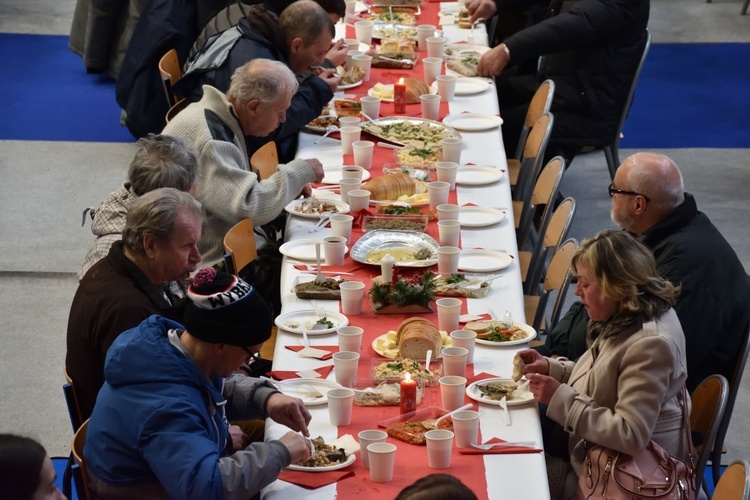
[503,0,649,146]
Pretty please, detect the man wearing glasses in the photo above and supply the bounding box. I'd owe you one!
[543,152,750,392]
[84,268,312,499]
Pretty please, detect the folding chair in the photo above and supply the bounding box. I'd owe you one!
[223,218,258,276]
[690,374,729,495]
[513,156,565,253]
[158,48,183,107]
[519,197,576,295]
[165,97,188,123]
[523,238,577,334]
[713,460,750,500]
[510,113,554,206]
[603,29,651,179]
[711,320,750,486]
[71,419,92,500]
[250,141,279,181]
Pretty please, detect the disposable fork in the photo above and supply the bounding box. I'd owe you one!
[469,441,537,450]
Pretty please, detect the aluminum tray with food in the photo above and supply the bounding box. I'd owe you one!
[370,357,443,386]
[378,406,453,445]
[291,275,343,300]
[361,214,428,232]
[349,230,438,267]
[362,117,460,149]
[352,377,425,406]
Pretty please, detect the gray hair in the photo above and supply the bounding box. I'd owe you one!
[228,59,299,106]
[625,153,685,215]
[281,0,335,45]
[122,188,203,255]
[128,134,199,196]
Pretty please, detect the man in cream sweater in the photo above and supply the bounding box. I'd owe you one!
[164,58,324,268]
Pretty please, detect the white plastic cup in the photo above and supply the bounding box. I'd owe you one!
[346,189,371,213]
[438,220,461,247]
[426,429,454,469]
[344,0,356,15]
[435,161,459,190]
[327,388,355,425]
[452,410,480,448]
[436,203,460,222]
[323,235,347,266]
[420,94,441,121]
[332,351,360,387]
[436,75,457,102]
[428,181,450,212]
[436,297,462,334]
[416,25,436,51]
[423,57,443,85]
[450,329,477,365]
[368,442,397,482]
[338,116,361,127]
[354,20,374,47]
[441,138,462,164]
[338,177,362,204]
[340,126,362,156]
[441,346,469,377]
[338,325,364,353]
[439,375,467,411]
[437,246,461,275]
[352,54,373,82]
[339,280,365,316]
[345,38,360,51]
[346,49,364,67]
[359,430,388,469]
[352,140,375,170]
[341,165,364,180]
[330,213,354,244]
[360,95,381,120]
[426,36,447,58]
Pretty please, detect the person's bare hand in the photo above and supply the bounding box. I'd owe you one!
[228,425,250,453]
[526,373,561,405]
[517,349,550,375]
[266,393,312,436]
[465,0,497,23]
[326,39,348,67]
[477,44,510,77]
[316,67,342,92]
[305,158,325,183]
[278,431,312,464]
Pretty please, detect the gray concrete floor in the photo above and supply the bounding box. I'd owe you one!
[1,0,748,473]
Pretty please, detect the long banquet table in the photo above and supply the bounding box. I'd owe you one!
[262,3,549,499]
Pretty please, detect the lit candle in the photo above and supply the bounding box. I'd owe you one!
[400,372,417,414]
[380,253,395,283]
[394,77,406,114]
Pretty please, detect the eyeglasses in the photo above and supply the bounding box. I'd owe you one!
[241,347,260,364]
[608,183,650,202]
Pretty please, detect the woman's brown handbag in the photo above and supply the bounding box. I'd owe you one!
[576,388,697,500]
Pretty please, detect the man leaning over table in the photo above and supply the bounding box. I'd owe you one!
[541,153,750,392]
[84,268,312,500]
[66,188,203,421]
[163,58,325,268]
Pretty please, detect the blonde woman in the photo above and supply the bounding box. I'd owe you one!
[518,230,690,498]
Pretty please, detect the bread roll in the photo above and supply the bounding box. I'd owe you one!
[365,172,419,201]
[463,320,500,335]
[512,355,525,382]
[397,318,442,360]
[404,77,430,103]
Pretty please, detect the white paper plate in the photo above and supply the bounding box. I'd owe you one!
[430,77,490,96]
[442,113,503,132]
[284,199,350,219]
[465,378,536,407]
[279,238,348,260]
[368,84,437,102]
[458,207,505,228]
[455,165,504,185]
[337,79,364,90]
[287,453,356,471]
[458,249,513,272]
[274,309,348,335]
[474,322,537,346]
[276,378,341,406]
[321,165,371,184]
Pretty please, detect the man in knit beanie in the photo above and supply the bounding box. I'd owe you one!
[84,268,312,499]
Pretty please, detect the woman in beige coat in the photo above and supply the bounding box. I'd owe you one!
[519,230,690,499]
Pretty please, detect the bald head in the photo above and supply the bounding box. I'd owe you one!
[620,153,685,215]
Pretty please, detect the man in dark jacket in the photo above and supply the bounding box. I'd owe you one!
[175,1,340,162]
[543,153,750,392]
[66,188,203,419]
[474,0,649,163]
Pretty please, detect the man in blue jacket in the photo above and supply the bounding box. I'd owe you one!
[85,268,312,499]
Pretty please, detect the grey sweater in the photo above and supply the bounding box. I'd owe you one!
[163,86,315,266]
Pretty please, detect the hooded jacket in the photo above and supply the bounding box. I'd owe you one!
[85,315,290,500]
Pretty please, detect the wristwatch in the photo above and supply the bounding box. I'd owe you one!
[502,44,511,60]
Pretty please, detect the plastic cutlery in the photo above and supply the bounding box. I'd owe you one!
[315,125,338,144]
[499,396,511,426]
[313,244,327,284]
[470,441,537,450]
[423,403,473,430]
